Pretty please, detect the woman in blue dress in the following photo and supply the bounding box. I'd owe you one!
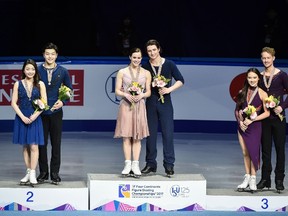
[11,59,47,185]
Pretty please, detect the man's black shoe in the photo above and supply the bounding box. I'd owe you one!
[275,180,285,192]
[51,173,61,183]
[37,172,49,183]
[165,167,174,176]
[141,165,156,174]
[256,179,271,190]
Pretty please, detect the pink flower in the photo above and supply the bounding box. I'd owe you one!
[152,75,171,103]
[250,112,257,120]
[127,81,144,109]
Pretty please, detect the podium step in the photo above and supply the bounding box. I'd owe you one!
[206,188,288,212]
[88,173,206,211]
[0,181,88,210]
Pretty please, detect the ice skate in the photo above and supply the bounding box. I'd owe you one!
[37,172,49,184]
[275,180,285,194]
[256,179,271,191]
[165,167,174,178]
[237,174,250,192]
[20,169,30,185]
[29,170,38,186]
[131,161,141,178]
[141,165,156,175]
[249,175,257,193]
[51,173,61,185]
[121,160,132,177]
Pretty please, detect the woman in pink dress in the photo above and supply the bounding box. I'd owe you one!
[114,48,151,177]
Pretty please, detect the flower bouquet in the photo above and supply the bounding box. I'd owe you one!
[243,105,257,120]
[32,98,49,114]
[265,95,284,121]
[51,84,73,111]
[58,84,73,101]
[127,81,143,109]
[152,75,171,103]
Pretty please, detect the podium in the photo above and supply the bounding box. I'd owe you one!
[0,181,88,210]
[206,189,288,212]
[88,173,206,211]
[1,175,287,212]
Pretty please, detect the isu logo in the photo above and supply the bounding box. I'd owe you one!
[105,71,122,105]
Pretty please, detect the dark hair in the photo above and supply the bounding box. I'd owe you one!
[236,68,261,108]
[129,47,142,57]
[21,59,40,88]
[42,42,59,54]
[145,39,162,53]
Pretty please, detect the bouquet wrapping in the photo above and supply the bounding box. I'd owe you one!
[51,84,73,111]
[58,84,73,101]
[243,105,257,120]
[265,95,284,121]
[152,75,171,103]
[127,81,143,109]
[32,98,49,114]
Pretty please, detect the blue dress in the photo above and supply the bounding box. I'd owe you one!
[13,81,44,145]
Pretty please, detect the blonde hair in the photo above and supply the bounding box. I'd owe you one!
[262,47,275,56]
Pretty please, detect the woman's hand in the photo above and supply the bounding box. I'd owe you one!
[124,93,133,103]
[133,93,144,102]
[21,116,33,125]
[239,120,248,132]
[243,118,253,126]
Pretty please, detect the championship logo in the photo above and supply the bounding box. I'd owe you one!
[119,184,130,198]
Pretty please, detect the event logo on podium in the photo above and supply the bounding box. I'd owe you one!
[119,184,130,198]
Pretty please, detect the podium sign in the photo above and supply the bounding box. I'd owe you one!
[88,174,206,211]
[0,181,88,211]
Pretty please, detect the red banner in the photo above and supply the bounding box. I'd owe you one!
[0,69,84,106]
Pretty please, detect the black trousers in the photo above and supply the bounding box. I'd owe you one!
[145,97,174,169]
[261,117,286,181]
[39,110,63,174]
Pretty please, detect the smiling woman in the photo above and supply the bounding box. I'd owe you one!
[234,68,270,192]
[114,47,151,178]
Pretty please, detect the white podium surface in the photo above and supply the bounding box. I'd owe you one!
[88,173,206,211]
[0,181,88,210]
[206,189,288,212]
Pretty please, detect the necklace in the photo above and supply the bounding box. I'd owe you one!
[263,67,275,91]
[150,58,163,76]
[44,64,57,85]
[129,65,140,82]
[23,79,33,101]
[247,87,258,105]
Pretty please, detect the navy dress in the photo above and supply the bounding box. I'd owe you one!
[13,81,44,145]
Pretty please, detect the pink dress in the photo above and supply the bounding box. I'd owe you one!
[114,67,149,140]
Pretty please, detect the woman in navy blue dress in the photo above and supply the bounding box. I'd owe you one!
[11,59,47,185]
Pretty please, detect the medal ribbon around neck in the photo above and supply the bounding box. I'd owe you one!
[23,79,33,101]
[44,64,57,85]
[129,65,140,82]
[247,87,258,105]
[263,67,275,91]
[150,58,163,76]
